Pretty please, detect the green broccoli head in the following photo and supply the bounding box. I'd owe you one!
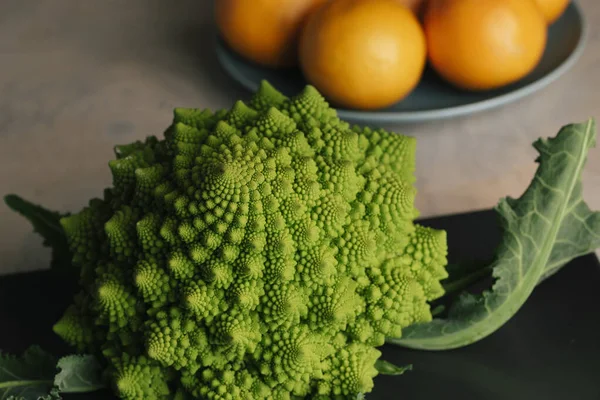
[53,81,448,399]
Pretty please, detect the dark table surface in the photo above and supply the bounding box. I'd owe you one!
[2,209,599,400]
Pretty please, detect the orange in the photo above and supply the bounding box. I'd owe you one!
[532,0,570,24]
[215,0,327,68]
[396,0,427,14]
[299,0,427,110]
[424,0,547,91]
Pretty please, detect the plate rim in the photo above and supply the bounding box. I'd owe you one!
[215,1,588,124]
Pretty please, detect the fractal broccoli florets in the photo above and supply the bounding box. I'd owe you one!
[52,81,449,399]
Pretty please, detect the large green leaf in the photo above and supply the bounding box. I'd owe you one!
[0,346,58,400]
[389,119,600,350]
[0,348,105,400]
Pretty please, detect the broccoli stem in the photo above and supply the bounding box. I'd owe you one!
[441,264,494,296]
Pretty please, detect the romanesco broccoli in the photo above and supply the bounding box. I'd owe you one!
[51,81,449,399]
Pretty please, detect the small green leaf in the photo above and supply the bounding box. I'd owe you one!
[54,355,105,394]
[0,346,58,400]
[4,195,71,271]
[374,359,412,376]
[430,304,446,317]
[389,119,600,350]
[6,387,60,400]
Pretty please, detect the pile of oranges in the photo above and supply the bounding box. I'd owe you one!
[215,0,570,110]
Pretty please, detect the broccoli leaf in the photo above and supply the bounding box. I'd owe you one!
[0,346,58,400]
[4,195,71,272]
[389,119,600,350]
[54,355,105,393]
[5,388,60,400]
[0,348,105,400]
[374,359,412,375]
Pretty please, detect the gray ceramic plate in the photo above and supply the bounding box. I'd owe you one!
[215,1,587,125]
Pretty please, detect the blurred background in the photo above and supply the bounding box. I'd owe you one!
[1,0,599,275]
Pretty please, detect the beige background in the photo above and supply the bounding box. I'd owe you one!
[1,0,599,275]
